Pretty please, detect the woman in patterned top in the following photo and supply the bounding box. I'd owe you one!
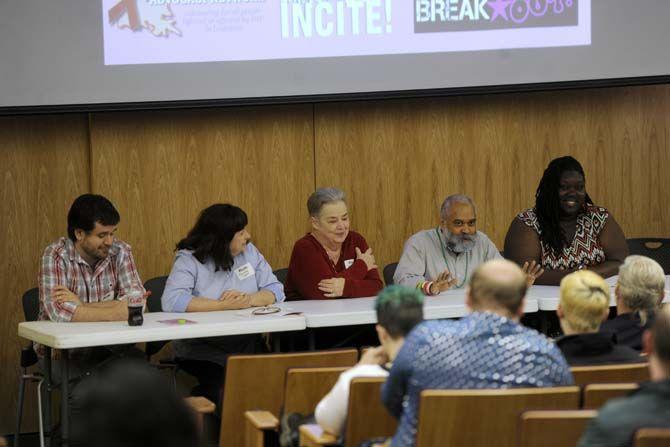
[504,156,628,285]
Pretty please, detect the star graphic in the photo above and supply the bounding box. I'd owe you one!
[488,0,514,22]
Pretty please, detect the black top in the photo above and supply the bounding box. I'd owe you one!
[578,379,670,447]
[600,312,654,351]
[556,332,643,366]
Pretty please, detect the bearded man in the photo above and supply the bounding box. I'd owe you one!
[394,195,542,295]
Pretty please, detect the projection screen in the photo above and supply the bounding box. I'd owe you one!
[0,0,669,112]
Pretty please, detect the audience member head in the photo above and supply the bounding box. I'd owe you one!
[466,259,527,320]
[73,360,198,447]
[644,305,670,381]
[374,285,424,361]
[439,194,478,253]
[558,270,609,334]
[616,255,665,325]
[534,156,594,254]
[307,187,349,249]
[67,194,121,263]
[177,203,249,271]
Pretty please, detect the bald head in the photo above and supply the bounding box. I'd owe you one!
[468,260,528,317]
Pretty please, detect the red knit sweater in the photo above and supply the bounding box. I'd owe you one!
[285,231,383,300]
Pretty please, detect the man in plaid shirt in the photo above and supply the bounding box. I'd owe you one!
[39,194,145,324]
[38,194,146,379]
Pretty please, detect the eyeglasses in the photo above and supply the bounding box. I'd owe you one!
[251,306,281,315]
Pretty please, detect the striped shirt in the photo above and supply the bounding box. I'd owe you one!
[38,237,145,323]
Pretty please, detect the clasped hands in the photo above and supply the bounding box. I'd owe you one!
[53,285,151,306]
[318,247,377,298]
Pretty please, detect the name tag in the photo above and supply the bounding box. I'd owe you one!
[344,259,355,269]
[235,262,255,281]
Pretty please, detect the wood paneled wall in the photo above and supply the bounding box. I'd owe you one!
[1,85,669,435]
[89,105,315,280]
[0,115,90,434]
[315,85,670,270]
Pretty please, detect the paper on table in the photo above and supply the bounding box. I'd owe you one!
[234,307,300,318]
[158,319,197,325]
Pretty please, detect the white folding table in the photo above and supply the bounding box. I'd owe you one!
[17,311,306,447]
[278,291,539,348]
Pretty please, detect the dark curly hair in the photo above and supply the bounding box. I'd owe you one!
[535,156,593,254]
[176,204,248,271]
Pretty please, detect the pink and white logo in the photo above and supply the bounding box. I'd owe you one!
[108,0,182,37]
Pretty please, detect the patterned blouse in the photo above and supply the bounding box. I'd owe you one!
[518,205,609,270]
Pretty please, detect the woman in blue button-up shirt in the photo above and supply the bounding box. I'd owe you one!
[161,203,285,405]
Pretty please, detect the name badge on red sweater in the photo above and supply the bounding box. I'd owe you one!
[344,259,354,269]
[235,262,255,280]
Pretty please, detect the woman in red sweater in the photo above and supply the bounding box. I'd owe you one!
[285,188,383,300]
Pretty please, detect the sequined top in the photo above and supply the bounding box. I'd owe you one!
[517,205,609,270]
[382,312,573,447]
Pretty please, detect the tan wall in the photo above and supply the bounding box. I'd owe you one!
[1,84,669,434]
[314,85,670,270]
[0,114,90,434]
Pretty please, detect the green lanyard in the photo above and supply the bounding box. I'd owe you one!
[435,227,469,289]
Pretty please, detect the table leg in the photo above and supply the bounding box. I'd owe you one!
[61,349,70,447]
[43,348,52,447]
[308,329,316,351]
[272,333,281,352]
[540,311,550,335]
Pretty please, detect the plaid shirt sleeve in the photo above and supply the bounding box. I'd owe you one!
[115,243,145,299]
[38,245,77,322]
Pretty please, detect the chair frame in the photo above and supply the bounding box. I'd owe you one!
[519,409,597,447]
[634,428,670,447]
[570,363,649,386]
[15,287,48,447]
[415,387,581,447]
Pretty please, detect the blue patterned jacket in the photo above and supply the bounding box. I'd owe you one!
[382,312,573,447]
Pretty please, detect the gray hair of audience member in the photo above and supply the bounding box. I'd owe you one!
[73,359,198,447]
[617,255,665,325]
[468,259,528,315]
[307,187,346,217]
[651,305,670,369]
[440,194,476,220]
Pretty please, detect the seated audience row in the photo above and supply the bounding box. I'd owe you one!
[317,264,665,447]
[556,270,642,365]
[322,260,573,447]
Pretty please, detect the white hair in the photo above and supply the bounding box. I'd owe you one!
[617,255,666,325]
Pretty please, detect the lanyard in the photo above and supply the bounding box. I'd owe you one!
[435,227,469,289]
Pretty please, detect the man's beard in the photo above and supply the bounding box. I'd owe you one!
[445,230,478,253]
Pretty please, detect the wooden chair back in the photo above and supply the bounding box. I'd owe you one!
[519,410,597,447]
[634,428,670,447]
[343,377,397,447]
[415,387,580,447]
[570,363,649,386]
[283,367,349,415]
[582,383,639,409]
[220,349,358,447]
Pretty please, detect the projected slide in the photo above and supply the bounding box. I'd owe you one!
[102,0,591,66]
